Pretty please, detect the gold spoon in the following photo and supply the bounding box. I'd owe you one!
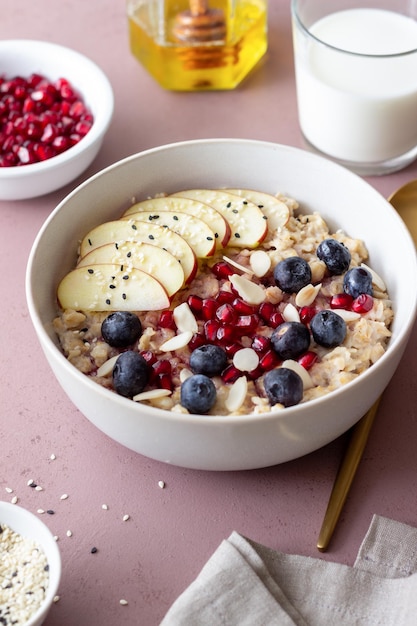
[317,179,417,551]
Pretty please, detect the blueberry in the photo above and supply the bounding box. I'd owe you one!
[189,344,227,377]
[273,257,312,293]
[102,311,142,348]
[112,351,149,397]
[316,238,351,275]
[180,374,217,414]
[263,367,304,407]
[310,310,346,348]
[270,322,311,360]
[343,267,373,298]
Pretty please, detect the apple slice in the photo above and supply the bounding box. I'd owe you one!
[79,220,197,283]
[171,189,268,248]
[77,241,185,297]
[122,196,231,248]
[57,263,170,312]
[120,212,216,258]
[225,188,290,233]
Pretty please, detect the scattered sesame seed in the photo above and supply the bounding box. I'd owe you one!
[90,547,98,554]
[50,453,56,460]
[53,595,60,603]
[27,479,34,486]
[11,496,18,504]
[122,514,130,522]
[35,485,43,491]
[119,599,128,606]
[46,510,55,515]
[102,504,109,510]
[158,481,165,489]
[53,536,59,542]
[66,530,72,537]
[37,509,45,514]
[5,487,13,493]
[60,493,69,500]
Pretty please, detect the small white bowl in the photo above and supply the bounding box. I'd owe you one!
[26,139,417,471]
[0,501,61,626]
[0,39,114,201]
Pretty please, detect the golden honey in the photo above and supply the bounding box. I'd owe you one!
[127,0,267,91]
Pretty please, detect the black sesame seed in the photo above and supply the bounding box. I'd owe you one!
[91,547,98,554]
[122,293,127,300]
[173,215,179,221]
[44,564,50,571]
[243,200,248,205]
[46,510,55,515]
[109,284,116,289]
[106,299,111,305]
[131,224,137,230]
[235,233,241,238]
[148,234,154,240]
[127,251,132,257]
[123,275,129,280]
[88,269,94,274]
[232,209,238,214]
[207,236,213,241]
[88,238,92,246]
[262,215,268,220]
[226,202,231,208]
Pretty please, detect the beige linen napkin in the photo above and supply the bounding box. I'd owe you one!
[161,515,417,625]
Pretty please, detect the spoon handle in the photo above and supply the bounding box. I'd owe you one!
[317,396,382,552]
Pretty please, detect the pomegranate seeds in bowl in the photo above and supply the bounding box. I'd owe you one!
[0,73,93,167]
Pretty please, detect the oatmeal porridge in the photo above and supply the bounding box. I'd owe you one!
[53,188,393,416]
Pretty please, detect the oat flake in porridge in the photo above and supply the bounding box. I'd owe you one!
[0,523,49,624]
[53,188,393,416]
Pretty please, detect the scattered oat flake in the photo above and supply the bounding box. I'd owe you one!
[122,514,130,522]
[158,481,165,489]
[60,493,69,500]
[66,530,73,537]
[120,599,128,606]
[5,487,13,493]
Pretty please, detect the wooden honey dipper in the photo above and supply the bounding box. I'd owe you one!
[173,0,227,43]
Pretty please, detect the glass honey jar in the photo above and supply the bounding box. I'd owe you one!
[127,0,268,91]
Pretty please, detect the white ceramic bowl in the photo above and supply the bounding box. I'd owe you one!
[0,501,61,626]
[0,39,114,200]
[25,139,417,471]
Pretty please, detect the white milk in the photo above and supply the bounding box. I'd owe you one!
[293,9,417,163]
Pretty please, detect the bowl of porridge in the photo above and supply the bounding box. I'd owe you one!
[0,500,61,626]
[25,139,417,470]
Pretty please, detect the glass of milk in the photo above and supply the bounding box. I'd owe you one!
[291,0,417,175]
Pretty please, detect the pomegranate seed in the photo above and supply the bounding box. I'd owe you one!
[69,100,86,118]
[17,145,36,164]
[215,303,237,325]
[75,119,92,136]
[259,350,280,371]
[252,335,270,353]
[204,319,219,342]
[235,314,260,334]
[140,350,157,365]
[224,342,242,357]
[330,293,353,309]
[35,144,57,161]
[40,123,58,143]
[299,306,316,325]
[216,324,235,343]
[352,293,374,313]
[188,333,206,350]
[232,298,256,315]
[52,135,71,152]
[298,351,318,370]
[158,310,177,330]
[158,373,174,391]
[153,359,172,375]
[216,290,235,304]
[187,294,203,314]
[270,311,285,328]
[247,366,264,380]
[258,301,276,323]
[221,364,242,384]
[211,261,234,280]
[201,298,218,321]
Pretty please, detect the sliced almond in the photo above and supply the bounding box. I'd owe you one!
[229,274,265,305]
[133,389,172,402]
[281,359,314,390]
[249,250,271,277]
[96,355,119,377]
[295,283,322,307]
[173,302,198,333]
[282,302,300,323]
[222,255,253,275]
[179,368,193,382]
[233,348,260,372]
[159,331,193,352]
[225,376,248,412]
[333,309,361,322]
[361,262,387,292]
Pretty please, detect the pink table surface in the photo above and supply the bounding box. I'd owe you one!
[1,1,417,624]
